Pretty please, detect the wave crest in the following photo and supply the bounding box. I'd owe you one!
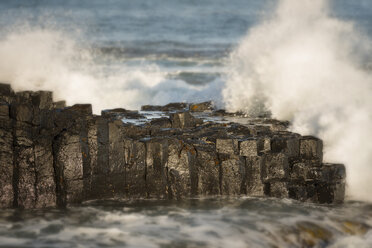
[223,0,372,201]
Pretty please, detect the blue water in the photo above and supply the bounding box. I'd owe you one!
[1,0,371,90]
[2,0,371,49]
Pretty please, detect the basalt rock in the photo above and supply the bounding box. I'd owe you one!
[102,108,145,119]
[10,91,56,209]
[189,101,213,112]
[0,95,14,208]
[0,83,346,208]
[141,102,187,112]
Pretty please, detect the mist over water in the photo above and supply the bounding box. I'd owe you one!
[0,25,225,113]
[0,0,275,113]
[224,0,372,201]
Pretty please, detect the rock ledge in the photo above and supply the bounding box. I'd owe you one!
[0,84,345,208]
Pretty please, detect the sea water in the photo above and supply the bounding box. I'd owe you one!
[0,198,372,247]
[1,0,371,112]
[0,1,372,247]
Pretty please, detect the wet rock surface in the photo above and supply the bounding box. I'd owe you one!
[0,84,346,208]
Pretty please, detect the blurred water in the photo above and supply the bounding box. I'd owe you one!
[0,198,371,248]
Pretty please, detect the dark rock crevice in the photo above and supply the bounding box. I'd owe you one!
[52,129,67,208]
[11,117,18,208]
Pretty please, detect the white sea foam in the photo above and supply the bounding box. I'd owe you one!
[0,25,223,114]
[223,0,372,201]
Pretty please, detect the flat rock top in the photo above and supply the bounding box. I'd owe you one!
[100,102,291,142]
[104,101,285,126]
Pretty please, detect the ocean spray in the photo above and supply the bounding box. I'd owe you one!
[223,0,372,201]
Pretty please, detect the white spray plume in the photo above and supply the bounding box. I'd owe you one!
[0,25,223,114]
[223,0,372,201]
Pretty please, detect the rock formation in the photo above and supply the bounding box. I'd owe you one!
[0,84,346,209]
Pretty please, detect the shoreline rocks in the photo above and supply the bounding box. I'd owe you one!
[0,83,346,209]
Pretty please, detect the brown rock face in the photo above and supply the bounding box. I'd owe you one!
[0,85,14,208]
[9,90,56,209]
[0,83,346,209]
